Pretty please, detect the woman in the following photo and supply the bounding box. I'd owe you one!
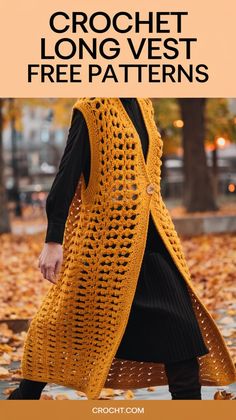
[8,98,236,400]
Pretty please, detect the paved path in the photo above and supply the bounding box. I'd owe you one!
[1,378,235,400]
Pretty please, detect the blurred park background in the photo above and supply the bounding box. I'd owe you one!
[0,97,235,400]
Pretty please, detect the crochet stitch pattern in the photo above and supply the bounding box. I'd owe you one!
[21,98,236,400]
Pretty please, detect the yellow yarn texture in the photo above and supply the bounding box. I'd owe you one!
[21,98,236,399]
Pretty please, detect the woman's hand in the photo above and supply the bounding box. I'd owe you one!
[38,243,63,284]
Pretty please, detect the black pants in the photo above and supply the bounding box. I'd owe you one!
[165,356,202,400]
[8,356,201,400]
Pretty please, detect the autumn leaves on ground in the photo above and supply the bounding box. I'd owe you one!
[0,215,235,399]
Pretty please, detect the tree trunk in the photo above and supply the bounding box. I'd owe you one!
[0,98,11,233]
[178,98,218,212]
[9,98,22,217]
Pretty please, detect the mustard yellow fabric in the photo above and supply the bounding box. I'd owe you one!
[21,98,236,400]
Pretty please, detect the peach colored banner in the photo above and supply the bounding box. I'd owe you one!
[0,0,235,97]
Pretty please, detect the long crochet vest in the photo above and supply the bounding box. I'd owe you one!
[21,98,236,399]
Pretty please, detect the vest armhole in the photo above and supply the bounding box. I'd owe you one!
[71,100,100,201]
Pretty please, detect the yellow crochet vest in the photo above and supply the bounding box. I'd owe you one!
[21,98,236,399]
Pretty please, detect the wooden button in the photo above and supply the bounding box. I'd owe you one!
[146,183,155,194]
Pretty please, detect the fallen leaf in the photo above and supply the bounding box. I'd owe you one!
[147,387,156,392]
[3,387,16,396]
[0,366,10,378]
[220,316,234,325]
[214,390,236,400]
[40,394,54,400]
[75,390,86,397]
[124,390,134,399]
[55,394,70,400]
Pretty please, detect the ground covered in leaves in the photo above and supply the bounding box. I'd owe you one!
[0,231,235,399]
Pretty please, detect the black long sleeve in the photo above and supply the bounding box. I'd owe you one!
[45,98,148,244]
[45,109,90,244]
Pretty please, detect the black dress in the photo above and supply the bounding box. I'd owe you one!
[45,98,209,364]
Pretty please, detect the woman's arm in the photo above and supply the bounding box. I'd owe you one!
[39,108,89,283]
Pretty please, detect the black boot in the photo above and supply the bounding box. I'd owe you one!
[6,379,48,400]
[7,387,24,400]
[165,357,202,400]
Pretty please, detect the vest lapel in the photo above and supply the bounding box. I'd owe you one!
[136,97,154,174]
[116,98,152,184]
